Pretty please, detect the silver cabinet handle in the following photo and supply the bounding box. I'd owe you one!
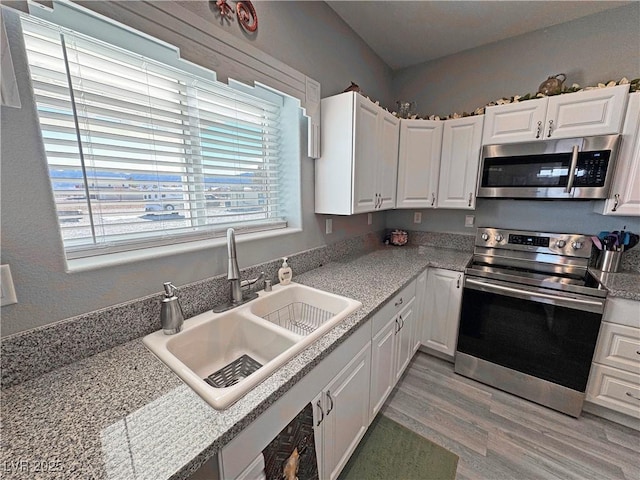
[398,314,403,331]
[468,192,473,207]
[547,119,554,137]
[326,390,334,415]
[535,121,542,139]
[316,399,324,426]
[612,193,620,212]
[394,297,403,307]
[431,193,436,206]
[457,274,461,289]
[394,318,399,334]
[625,391,640,401]
[565,145,579,194]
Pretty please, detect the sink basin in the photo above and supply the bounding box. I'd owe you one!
[143,282,362,409]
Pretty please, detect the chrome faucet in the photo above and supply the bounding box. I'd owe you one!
[213,228,264,312]
[227,227,243,303]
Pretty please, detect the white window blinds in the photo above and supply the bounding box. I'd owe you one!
[21,16,286,258]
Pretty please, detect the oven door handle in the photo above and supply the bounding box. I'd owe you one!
[464,277,604,313]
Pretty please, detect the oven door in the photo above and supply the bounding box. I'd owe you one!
[456,277,604,393]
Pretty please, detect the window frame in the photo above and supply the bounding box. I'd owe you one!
[20,12,304,262]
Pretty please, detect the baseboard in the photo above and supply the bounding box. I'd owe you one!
[583,401,640,431]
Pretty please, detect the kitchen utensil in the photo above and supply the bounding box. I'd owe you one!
[591,236,603,250]
[538,73,566,95]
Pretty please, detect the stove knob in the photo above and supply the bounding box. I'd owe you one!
[557,240,566,248]
[481,233,490,241]
[571,241,584,250]
[495,234,504,242]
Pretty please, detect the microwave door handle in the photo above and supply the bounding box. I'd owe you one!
[464,277,604,313]
[565,145,579,194]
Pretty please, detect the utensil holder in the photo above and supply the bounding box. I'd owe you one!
[597,250,622,273]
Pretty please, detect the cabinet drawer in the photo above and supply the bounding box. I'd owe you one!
[372,280,416,334]
[594,321,640,374]
[586,364,640,419]
[603,297,640,329]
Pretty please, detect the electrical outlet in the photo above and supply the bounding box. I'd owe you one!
[367,213,372,225]
[325,218,333,234]
[413,212,422,224]
[1,265,18,306]
[465,215,475,227]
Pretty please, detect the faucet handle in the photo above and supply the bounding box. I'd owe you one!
[241,271,265,290]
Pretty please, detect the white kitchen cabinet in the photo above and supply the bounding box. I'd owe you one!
[421,268,463,359]
[437,115,484,209]
[482,84,630,145]
[412,270,428,355]
[369,280,416,421]
[396,120,443,208]
[314,341,371,480]
[594,92,640,216]
[586,298,640,420]
[394,297,415,382]
[315,92,399,215]
[219,320,371,480]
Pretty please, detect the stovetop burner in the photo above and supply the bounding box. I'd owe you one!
[466,228,607,298]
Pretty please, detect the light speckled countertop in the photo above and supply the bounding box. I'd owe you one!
[0,246,470,480]
[590,269,640,301]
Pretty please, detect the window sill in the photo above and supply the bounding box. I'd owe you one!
[65,227,303,273]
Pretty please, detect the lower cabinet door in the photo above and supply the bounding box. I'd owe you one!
[395,297,416,382]
[369,315,397,422]
[321,342,372,480]
[422,268,463,358]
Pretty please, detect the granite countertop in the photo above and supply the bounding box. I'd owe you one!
[589,268,640,301]
[0,246,470,480]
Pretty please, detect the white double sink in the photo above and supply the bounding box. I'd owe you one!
[143,282,362,410]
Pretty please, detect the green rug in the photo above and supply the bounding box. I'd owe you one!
[338,414,459,480]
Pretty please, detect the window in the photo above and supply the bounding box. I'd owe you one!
[21,16,290,259]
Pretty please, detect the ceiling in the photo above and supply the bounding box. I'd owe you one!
[326,1,632,70]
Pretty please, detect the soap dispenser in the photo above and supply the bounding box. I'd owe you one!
[278,257,292,285]
[161,282,184,335]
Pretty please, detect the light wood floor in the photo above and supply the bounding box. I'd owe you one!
[380,352,640,480]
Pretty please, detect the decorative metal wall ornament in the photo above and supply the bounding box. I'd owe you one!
[213,0,258,32]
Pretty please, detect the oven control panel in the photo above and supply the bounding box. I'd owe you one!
[508,234,549,247]
[475,228,592,258]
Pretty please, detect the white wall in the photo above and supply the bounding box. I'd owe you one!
[387,3,640,235]
[392,3,640,118]
[0,1,392,336]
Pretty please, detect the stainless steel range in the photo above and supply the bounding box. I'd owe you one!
[455,228,607,417]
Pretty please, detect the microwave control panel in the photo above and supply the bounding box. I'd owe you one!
[575,151,610,187]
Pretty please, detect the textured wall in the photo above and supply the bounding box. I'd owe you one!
[392,3,640,118]
[387,3,640,236]
[0,2,391,336]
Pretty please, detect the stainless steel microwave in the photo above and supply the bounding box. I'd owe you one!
[476,134,620,199]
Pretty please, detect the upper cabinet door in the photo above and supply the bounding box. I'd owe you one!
[396,120,443,209]
[438,115,484,209]
[316,92,399,215]
[595,92,640,216]
[378,111,400,210]
[482,85,630,145]
[546,84,630,139]
[352,95,381,214]
[482,97,547,145]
